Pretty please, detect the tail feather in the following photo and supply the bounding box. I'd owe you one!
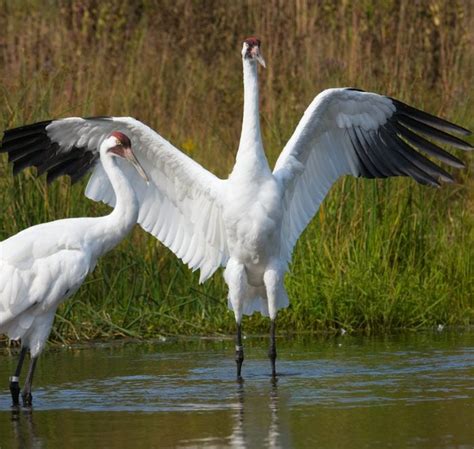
[227,286,290,318]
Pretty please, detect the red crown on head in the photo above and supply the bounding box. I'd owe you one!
[111,131,131,147]
[244,36,261,47]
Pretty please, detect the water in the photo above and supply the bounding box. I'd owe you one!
[0,331,473,449]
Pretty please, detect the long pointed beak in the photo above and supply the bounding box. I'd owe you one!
[251,47,266,68]
[125,147,149,184]
[256,53,266,68]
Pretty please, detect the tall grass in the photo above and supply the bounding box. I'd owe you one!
[0,0,473,342]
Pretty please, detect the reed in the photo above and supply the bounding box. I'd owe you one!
[0,0,472,342]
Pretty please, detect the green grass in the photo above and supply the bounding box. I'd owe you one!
[0,0,473,344]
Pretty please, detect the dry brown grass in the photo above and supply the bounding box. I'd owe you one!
[0,0,473,339]
[1,1,472,168]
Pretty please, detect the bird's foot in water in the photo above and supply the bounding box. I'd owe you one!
[21,392,32,408]
[268,347,277,381]
[235,345,244,382]
[270,374,278,386]
[9,377,20,407]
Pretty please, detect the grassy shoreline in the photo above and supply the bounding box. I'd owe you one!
[0,1,473,343]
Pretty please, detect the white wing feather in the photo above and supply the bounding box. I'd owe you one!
[47,117,229,282]
[273,88,396,265]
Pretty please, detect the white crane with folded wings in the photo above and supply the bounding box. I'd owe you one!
[1,37,472,379]
[0,132,148,406]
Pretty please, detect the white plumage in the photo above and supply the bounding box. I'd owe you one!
[0,132,148,406]
[1,37,471,379]
[49,116,229,284]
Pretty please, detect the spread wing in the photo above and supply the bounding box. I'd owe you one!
[273,88,472,265]
[1,117,229,282]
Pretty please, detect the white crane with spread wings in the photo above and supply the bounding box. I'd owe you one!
[1,37,471,380]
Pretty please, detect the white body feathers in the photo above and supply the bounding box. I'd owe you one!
[0,139,140,356]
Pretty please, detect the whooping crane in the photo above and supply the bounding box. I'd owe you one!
[0,132,148,406]
[1,37,472,380]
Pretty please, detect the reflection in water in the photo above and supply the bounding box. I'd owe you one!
[10,409,44,449]
[267,383,279,449]
[0,332,473,449]
[228,383,245,448]
[226,381,291,449]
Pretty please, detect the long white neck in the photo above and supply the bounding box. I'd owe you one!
[92,153,139,256]
[232,59,270,178]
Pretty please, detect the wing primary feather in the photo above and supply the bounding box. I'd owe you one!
[391,121,466,168]
[384,123,455,183]
[7,139,53,163]
[347,128,382,178]
[354,127,393,177]
[378,128,442,186]
[1,120,52,144]
[12,149,50,175]
[391,99,472,136]
[37,150,82,176]
[397,114,473,150]
[3,134,50,156]
[70,154,99,184]
[47,151,97,184]
[376,129,431,184]
[365,131,405,176]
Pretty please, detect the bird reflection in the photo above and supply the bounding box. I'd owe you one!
[227,380,292,449]
[10,409,44,449]
[228,383,246,448]
[266,383,280,449]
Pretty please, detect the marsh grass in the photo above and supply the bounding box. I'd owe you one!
[0,0,473,342]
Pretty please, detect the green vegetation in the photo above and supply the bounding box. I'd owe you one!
[0,0,473,343]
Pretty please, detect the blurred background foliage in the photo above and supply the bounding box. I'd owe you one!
[0,0,473,343]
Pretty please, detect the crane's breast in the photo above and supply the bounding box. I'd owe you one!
[223,177,283,264]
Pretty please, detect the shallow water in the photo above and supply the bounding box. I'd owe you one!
[0,331,473,449]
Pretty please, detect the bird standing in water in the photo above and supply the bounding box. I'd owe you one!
[1,38,471,381]
[0,132,148,406]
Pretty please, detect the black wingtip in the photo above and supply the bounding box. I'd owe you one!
[392,121,468,169]
[2,120,53,146]
[346,87,366,93]
[390,98,472,137]
[1,120,56,176]
[2,118,100,181]
[397,114,473,151]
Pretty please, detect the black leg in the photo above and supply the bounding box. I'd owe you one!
[21,357,38,407]
[9,347,27,407]
[235,323,244,381]
[269,319,277,379]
